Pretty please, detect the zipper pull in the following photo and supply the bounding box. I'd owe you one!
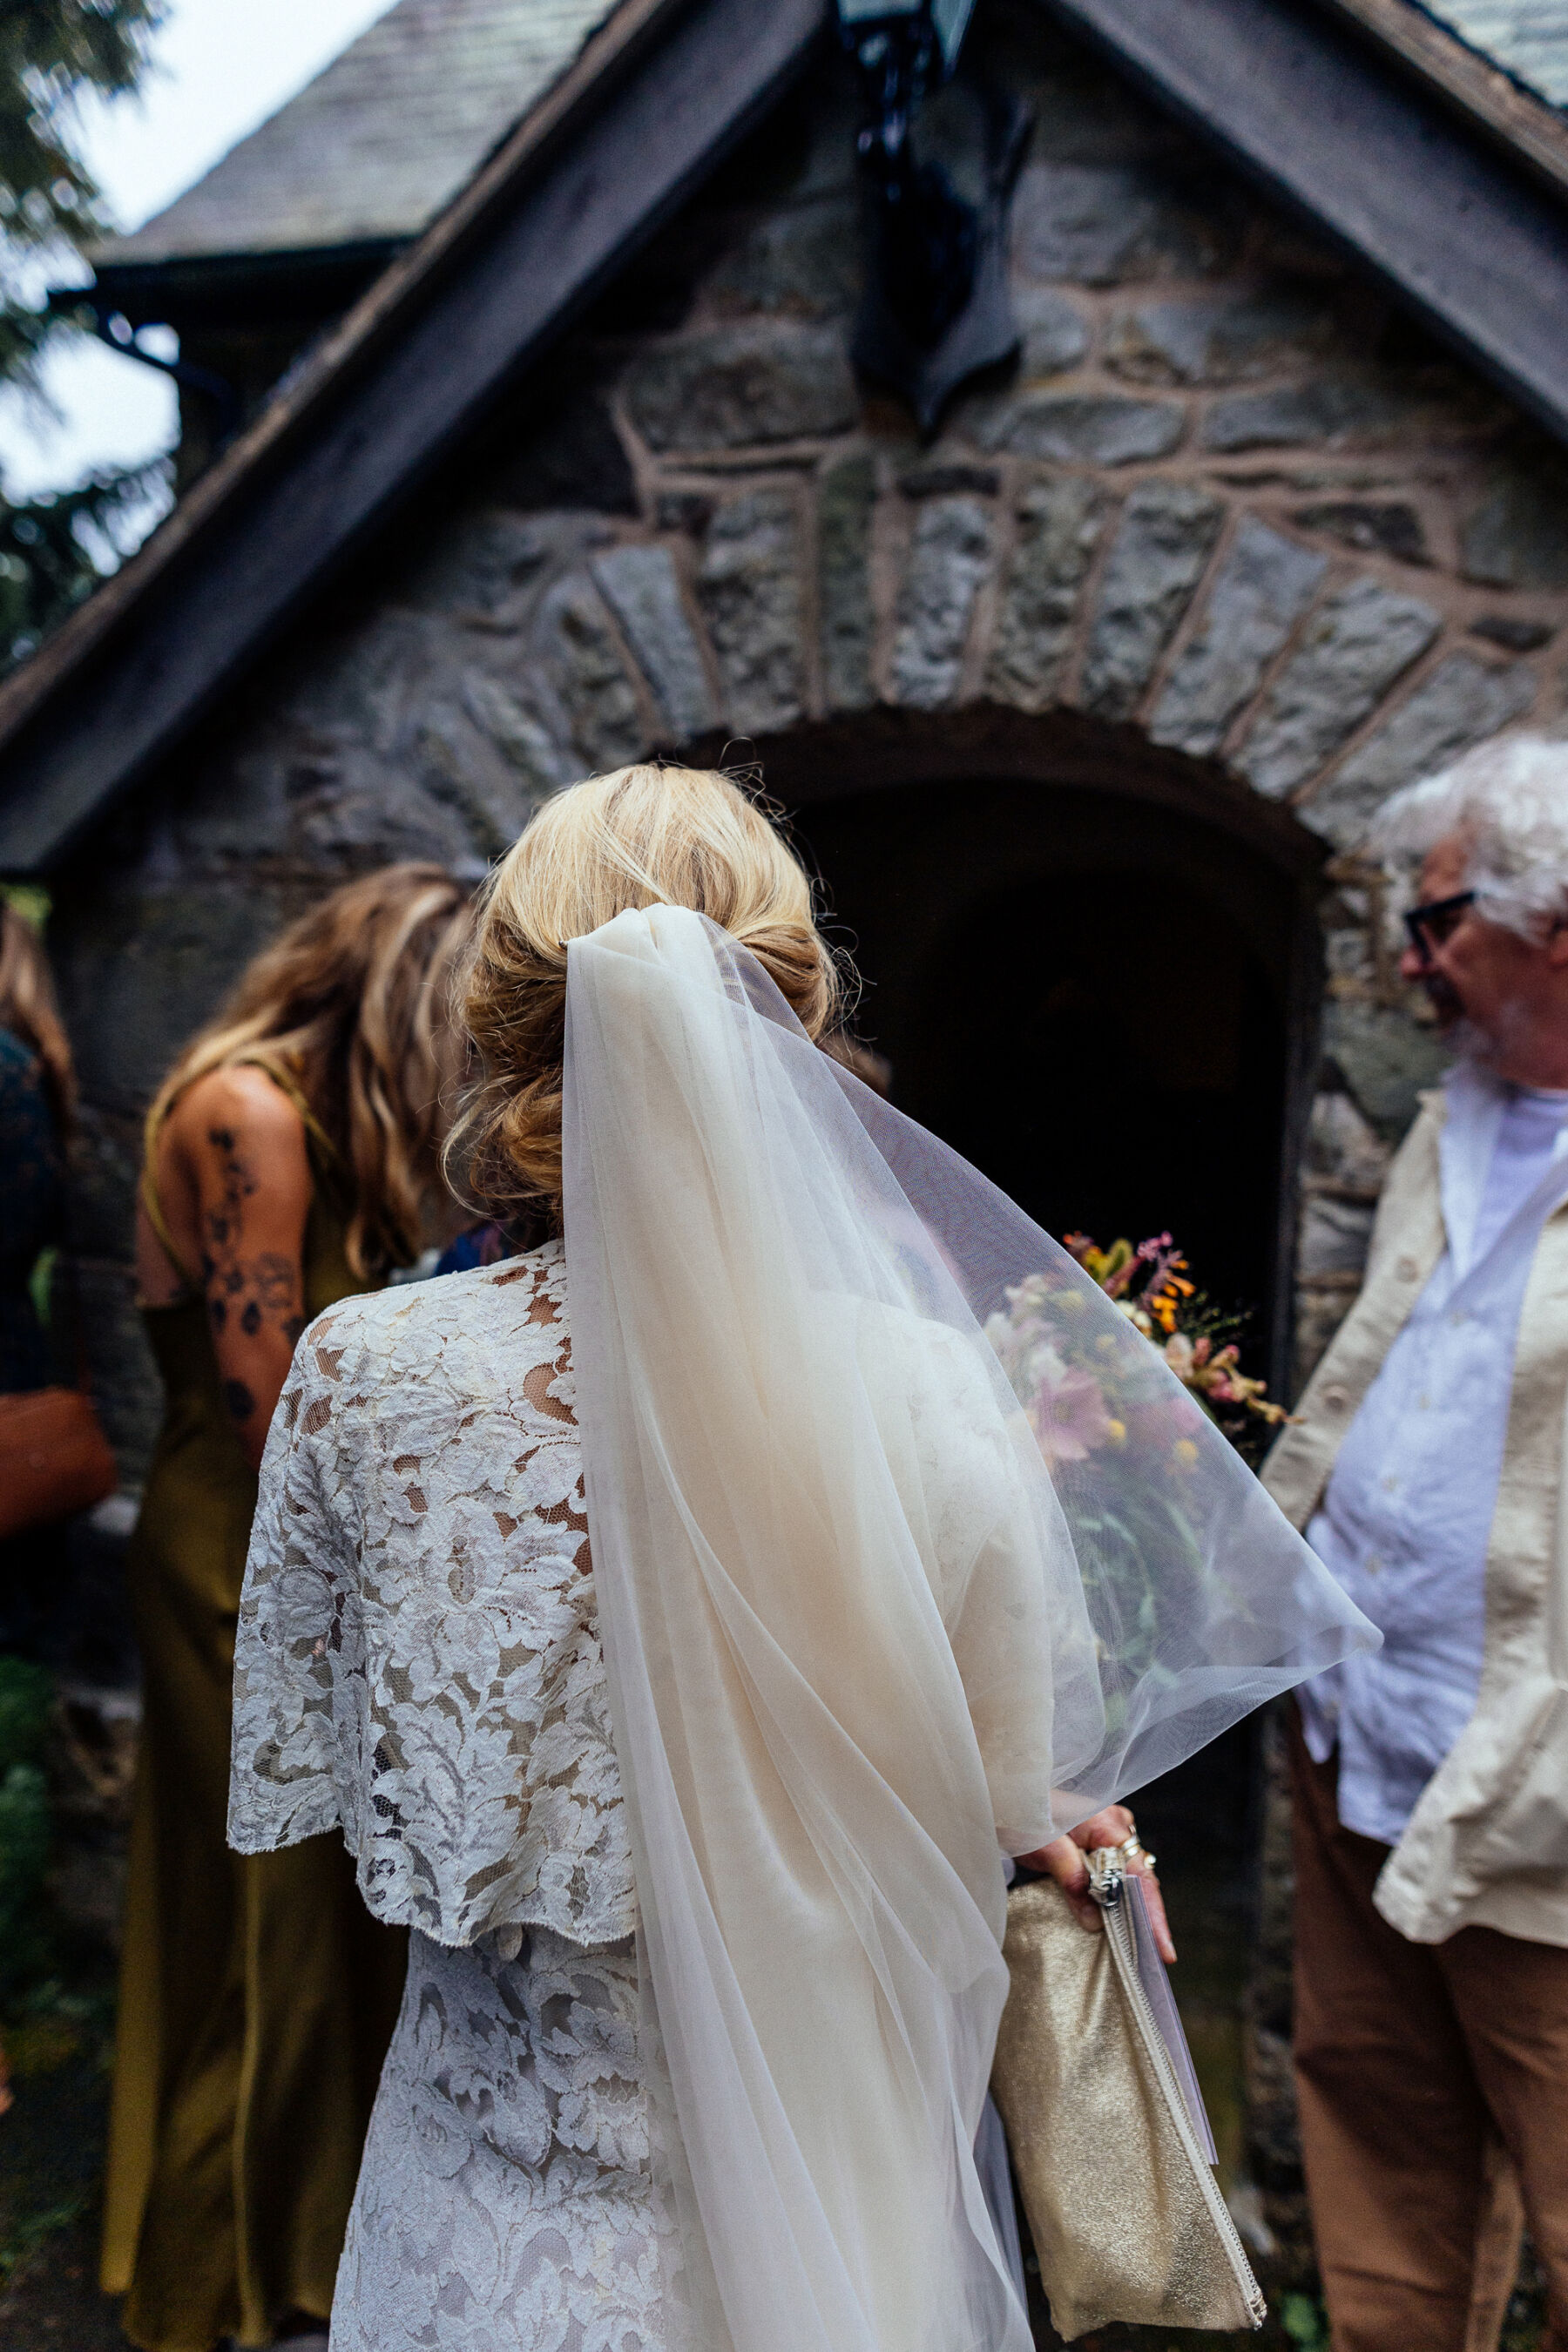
[1086,1847,1124,1909]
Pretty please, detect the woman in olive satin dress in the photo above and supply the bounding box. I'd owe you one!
[106,867,471,2352]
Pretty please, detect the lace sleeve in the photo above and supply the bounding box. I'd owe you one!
[228,1320,359,1855]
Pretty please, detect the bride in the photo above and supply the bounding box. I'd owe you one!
[227,764,1371,2352]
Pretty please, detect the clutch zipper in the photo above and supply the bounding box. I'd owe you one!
[1087,1851,1266,2328]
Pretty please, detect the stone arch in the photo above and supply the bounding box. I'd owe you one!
[678,703,1324,1401]
[455,441,1531,1393]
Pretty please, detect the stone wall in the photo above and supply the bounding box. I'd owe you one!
[54,2,1568,1458]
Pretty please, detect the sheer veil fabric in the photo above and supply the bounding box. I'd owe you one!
[562,905,1374,2352]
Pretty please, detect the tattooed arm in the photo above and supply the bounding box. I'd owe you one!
[165,1066,314,1473]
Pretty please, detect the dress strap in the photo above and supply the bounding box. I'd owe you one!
[235,1054,337,1169]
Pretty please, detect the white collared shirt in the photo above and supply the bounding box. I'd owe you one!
[1300,1064,1568,1846]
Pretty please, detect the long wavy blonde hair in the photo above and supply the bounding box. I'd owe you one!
[149,865,473,1279]
[449,765,841,1227]
[0,901,76,1134]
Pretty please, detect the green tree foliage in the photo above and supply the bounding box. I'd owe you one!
[0,1,167,672]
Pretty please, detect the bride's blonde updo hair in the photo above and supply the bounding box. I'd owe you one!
[449,764,841,1225]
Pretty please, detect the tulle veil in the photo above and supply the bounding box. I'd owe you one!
[561,903,1373,2352]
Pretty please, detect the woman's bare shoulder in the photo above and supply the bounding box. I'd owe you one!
[164,1062,307,1158]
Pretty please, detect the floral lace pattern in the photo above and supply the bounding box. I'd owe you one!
[229,1240,635,1949]
[332,1924,669,2351]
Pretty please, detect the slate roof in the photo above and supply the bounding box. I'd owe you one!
[1417,1,1568,108]
[90,0,619,267]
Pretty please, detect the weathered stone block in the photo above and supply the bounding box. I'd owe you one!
[396,508,558,617]
[653,490,715,537]
[1152,517,1327,757]
[591,544,719,741]
[1306,1089,1392,1196]
[979,392,1184,466]
[898,464,999,499]
[1293,1285,1361,1394]
[287,746,482,869]
[1236,579,1441,800]
[53,880,303,1115]
[1470,613,1555,652]
[460,669,572,800]
[699,488,806,735]
[1080,481,1224,721]
[410,710,537,862]
[1106,287,1333,386]
[536,572,648,773]
[1297,1193,1375,1282]
[817,452,877,713]
[484,384,638,516]
[1321,998,1448,1136]
[707,199,862,320]
[985,476,1104,712]
[1200,378,1415,453]
[1301,653,1537,848]
[1011,161,1233,285]
[1461,457,1568,588]
[1013,286,1090,378]
[892,495,994,710]
[66,1105,143,1268]
[77,1255,163,1477]
[1291,501,1429,566]
[626,323,859,450]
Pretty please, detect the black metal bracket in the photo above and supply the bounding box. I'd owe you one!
[842,17,1033,436]
[84,308,243,451]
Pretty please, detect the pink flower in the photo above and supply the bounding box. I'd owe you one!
[1031,1365,1117,1464]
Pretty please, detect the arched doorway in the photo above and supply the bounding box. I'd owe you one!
[747,711,1328,2199]
[794,778,1301,1366]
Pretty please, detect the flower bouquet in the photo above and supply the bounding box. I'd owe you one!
[980,1234,1292,1692]
[1062,1233,1290,1468]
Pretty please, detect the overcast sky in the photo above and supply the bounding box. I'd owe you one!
[0,0,397,502]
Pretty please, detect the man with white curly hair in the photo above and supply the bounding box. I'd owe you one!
[1266,733,1568,2351]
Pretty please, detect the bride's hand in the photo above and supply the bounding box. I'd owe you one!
[1017,1804,1177,1964]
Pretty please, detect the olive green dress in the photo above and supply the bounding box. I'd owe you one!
[105,1077,408,2352]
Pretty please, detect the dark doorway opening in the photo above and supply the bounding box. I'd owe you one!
[791,772,1321,2194]
[792,774,1312,1399]
[915,873,1284,1333]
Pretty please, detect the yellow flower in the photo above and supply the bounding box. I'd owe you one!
[1173,1438,1200,1470]
[1105,1418,1127,1447]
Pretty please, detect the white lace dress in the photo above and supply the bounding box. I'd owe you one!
[228,1241,669,2352]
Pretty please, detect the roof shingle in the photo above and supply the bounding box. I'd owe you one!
[90,0,619,267]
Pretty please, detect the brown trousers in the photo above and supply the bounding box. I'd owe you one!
[1290,1712,1568,2351]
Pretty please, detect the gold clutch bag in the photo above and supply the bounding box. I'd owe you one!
[990,1851,1264,2341]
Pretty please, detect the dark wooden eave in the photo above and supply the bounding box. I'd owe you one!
[1318,0,1568,205]
[9,0,1568,869]
[1041,0,1568,450]
[0,0,824,874]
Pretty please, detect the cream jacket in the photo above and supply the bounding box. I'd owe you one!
[1264,1090,1568,1946]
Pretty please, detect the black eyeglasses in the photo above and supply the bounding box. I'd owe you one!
[1402,889,1476,963]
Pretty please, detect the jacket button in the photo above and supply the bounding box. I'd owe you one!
[1396,1255,1420,1281]
[1321,1384,1348,1412]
